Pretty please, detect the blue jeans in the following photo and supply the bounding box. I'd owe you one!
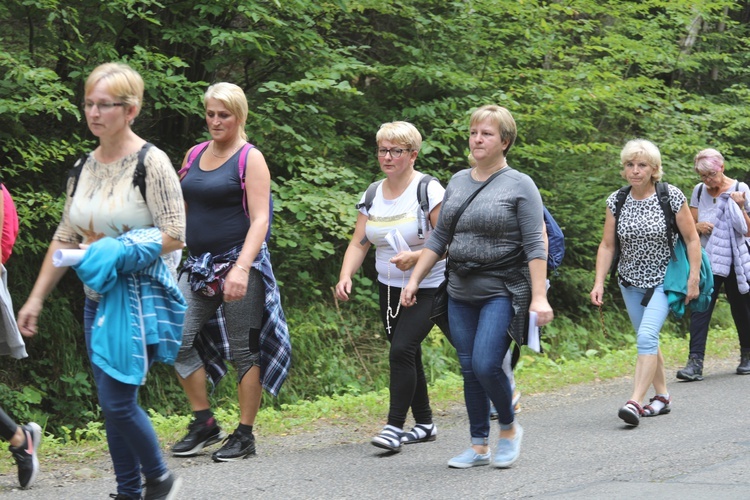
[448,296,515,445]
[84,299,167,498]
[618,284,669,355]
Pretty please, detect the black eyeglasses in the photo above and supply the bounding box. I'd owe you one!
[377,147,412,158]
[82,102,125,111]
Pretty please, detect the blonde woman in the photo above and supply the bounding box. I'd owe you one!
[590,140,701,426]
[18,62,185,499]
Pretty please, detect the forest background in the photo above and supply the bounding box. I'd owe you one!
[1,0,749,437]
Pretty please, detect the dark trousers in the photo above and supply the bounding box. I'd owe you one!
[689,267,750,358]
[0,407,17,441]
[378,283,436,428]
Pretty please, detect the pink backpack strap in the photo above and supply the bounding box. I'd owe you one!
[238,143,255,217]
[177,141,211,179]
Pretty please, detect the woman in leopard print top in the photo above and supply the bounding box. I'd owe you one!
[590,139,701,427]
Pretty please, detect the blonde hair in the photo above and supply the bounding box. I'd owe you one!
[375,121,422,152]
[469,105,517,156]
[694,148,724,175]
[204,83,248,141]
[84,63,144,118]
[620,139,663,183]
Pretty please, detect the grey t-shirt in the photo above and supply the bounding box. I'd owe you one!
[425,167,546,301]
[690,181,750,248]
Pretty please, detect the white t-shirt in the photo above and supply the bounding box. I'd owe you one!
[360,173,446,289]
[690,181,750,248]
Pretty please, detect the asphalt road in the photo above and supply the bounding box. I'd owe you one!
[2,357,748,499]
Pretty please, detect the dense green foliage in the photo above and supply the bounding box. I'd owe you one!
[1,0,749,433]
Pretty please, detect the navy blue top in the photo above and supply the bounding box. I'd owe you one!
[181,149,249,255]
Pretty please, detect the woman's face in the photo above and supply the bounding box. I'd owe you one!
[377,139,417,177]
[84,80,133,139]
[205,98,240,142]
[623,155,654,188]
[469,119,509,166]
[699,165,724,189]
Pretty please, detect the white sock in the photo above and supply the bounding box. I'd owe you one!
[648,394,669,413]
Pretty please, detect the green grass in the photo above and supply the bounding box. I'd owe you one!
[6,326,741,474]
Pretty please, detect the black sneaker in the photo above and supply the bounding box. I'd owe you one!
[211,431,256,462]
[171,417,225,456]
[144,471,182,500]
[9,422,42,489]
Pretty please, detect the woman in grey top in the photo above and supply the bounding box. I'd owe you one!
[402,105,553,469]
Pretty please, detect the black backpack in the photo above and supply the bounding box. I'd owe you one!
[356,174,438,241]
[610,182,676,280]
[67,143,154,201]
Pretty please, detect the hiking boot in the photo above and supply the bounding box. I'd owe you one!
[171,417,225,456]
[211,430,256,462]
[737,350,750,375]
[144,471,182,500]
[9,423,42,489]
[676,355,704,381]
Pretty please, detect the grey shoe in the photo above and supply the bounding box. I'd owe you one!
[676,355,704,381]
[737,350,750,375]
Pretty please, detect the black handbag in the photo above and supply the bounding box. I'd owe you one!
[429,169,507,342]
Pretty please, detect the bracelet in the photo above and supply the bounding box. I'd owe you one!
[235,263,250,274]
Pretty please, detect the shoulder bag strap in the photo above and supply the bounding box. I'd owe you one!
[445,168,507,247]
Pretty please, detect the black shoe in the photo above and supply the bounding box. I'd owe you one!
[676,355,704,381]
[144,471,182,500]
[211,430,256,462]
[109,494,140,500]
[171,417,225,456]
[9,422,41,489]
[737,350,750,375]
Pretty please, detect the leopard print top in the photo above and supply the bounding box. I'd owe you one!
[606,184,685,288]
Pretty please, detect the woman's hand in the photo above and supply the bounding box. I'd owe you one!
[529,297,553,326]
[223,266,249,302]
[390,251,418,272]
[695,221,714,236]
[335,277,353,302]
[400,280,419,307]
[686,276,700,304]
[590,283,605,307]
[730,190,746,207]
[17,297,44,338]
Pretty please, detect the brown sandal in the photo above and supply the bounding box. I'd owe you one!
[643,395,671,417]
[618,400,643,426]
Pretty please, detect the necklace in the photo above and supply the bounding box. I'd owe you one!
[210,140,242,158]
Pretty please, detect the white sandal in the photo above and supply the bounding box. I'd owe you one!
[371,425,403,452]
[401,423,437,444]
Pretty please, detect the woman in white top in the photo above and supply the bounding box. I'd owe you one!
[335,121,445,453]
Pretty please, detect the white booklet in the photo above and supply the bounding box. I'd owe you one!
[52,249,86,267]
[527,311,541,353]
[384,228,410,254]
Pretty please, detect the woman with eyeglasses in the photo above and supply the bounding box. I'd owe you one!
[676,149,750,381]
[590,139,701,427]
[335,121,445,453]
[17,62,185,499]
